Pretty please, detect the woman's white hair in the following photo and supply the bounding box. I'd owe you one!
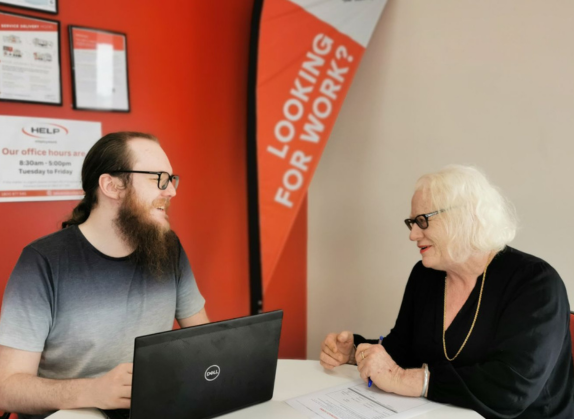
[415,165,517,263]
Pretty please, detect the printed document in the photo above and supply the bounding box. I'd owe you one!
[287,380,442,419]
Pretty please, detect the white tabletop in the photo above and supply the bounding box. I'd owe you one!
[47,359,483,419]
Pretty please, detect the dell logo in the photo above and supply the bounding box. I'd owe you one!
[205,365,220,381]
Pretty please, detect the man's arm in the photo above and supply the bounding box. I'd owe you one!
[177,307,209,328]
[0,345,132,414]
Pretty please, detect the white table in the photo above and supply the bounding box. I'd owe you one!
[47,359,483,418]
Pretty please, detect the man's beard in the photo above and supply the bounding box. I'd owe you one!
[114,188,179,280]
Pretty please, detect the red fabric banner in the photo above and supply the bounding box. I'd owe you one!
[256,0,387,291]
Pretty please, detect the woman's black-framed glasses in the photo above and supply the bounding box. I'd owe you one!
[404,209,446,231]
[109,170,179,190]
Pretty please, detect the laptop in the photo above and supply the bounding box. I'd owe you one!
[101,310,283,419]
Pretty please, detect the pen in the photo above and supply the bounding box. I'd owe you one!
[368,336,384,388]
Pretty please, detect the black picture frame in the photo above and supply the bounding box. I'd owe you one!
[0,0,58,15]
[68,25,131,113]
[0,10,62,106]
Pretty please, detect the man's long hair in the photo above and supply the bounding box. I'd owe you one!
[62,132,158,229]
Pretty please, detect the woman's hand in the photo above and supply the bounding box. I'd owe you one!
[356,343,402,393]
[355,343,426,397]
[320,331,356,369]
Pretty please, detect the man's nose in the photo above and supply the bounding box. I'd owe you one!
[163,181,177,198]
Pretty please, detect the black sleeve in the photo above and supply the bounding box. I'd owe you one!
[427,262,570,418]
[355,264,420,368]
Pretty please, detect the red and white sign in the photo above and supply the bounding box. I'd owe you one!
[0,116,102,202]
[256,0,387,291]
[0,13,57,31]
[72,28,125,52]
[0,11,61,104]
[70,27,129,111]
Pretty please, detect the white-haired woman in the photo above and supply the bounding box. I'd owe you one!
[320,166,574,419]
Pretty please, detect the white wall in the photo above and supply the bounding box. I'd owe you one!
[307,0,574,358]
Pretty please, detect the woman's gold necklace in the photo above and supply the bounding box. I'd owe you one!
[443,265,488,361]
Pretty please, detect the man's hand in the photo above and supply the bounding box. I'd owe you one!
[87,363,133,409]
[320,331,355,369]
[0,345,135,414]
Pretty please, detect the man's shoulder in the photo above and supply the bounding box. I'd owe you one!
[26,226,80,257]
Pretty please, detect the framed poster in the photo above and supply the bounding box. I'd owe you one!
[69,26,130,112]
[0,11,62,105]
[0,115,101,202]
[0,0,57,14]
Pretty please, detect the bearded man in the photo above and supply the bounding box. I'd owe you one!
[0,132,208,418]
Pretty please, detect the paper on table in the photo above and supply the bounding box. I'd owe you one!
[286,379,443,419]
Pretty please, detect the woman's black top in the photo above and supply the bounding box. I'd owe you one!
[354,247,574,418]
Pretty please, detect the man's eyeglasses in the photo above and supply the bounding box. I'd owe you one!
[109,170,179,190]
[404,209,446,231]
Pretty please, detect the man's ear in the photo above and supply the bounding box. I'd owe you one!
[99,173,125,200]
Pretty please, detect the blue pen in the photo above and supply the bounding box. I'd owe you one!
[368,336,384,388]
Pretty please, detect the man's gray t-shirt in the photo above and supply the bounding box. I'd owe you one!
[0,225,205,380]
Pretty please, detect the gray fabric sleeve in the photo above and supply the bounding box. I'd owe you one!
[0,246,53,352]
[174,245,205,320]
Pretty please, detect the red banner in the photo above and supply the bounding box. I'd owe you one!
[255,0,387,292]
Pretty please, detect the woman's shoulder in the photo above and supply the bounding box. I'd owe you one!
[494,246,565,297]
[496,246,558,277]
[498,245,548,263]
